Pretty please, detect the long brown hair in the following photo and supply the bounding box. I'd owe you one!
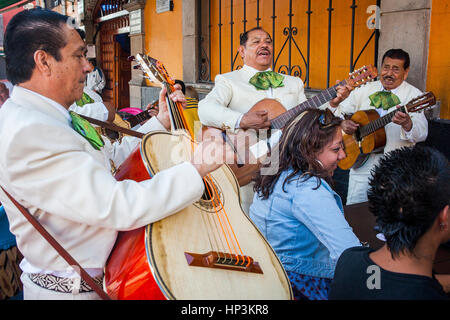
[253,108,342,199]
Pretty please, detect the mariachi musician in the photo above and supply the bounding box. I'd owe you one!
[0,8,231,300]
[329,49,428,205]
[198,27,352,214]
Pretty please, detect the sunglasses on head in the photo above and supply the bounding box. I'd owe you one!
[318,108,335,128]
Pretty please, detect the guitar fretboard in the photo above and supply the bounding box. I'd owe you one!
[270,80,346,129]
[359,105,406,138]
[127,110,152,128]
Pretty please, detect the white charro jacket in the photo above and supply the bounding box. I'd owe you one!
[0,86,204,272]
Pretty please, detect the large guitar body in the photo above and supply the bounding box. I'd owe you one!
[105,131,293,300]
[338,109,386,170]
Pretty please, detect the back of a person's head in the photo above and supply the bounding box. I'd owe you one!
[5,8,69,85]
[185,86,199,100]
[368,146,450,257]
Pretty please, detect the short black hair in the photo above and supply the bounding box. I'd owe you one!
[174,79,186,94]
[239,27,271,46]
[368,146,449,258]
[5,8,70,85]
[76,28,86,40]
[382,49,410,70]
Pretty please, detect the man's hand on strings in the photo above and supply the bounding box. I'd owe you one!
[392,107,413,132]
[191,127,235,178]
[329,80,352,108]
[341,119,359,135]
[240,109,271,130]
[157,84,187,130]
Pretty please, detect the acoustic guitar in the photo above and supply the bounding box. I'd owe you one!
[338,92,436,170]
[227,65,378,186]
[104,54,293,300]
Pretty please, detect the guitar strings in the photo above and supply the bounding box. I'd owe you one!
[166,82,247,265]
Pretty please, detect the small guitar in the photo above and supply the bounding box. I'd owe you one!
[227,65,378,186]
[338,92,436,170]
[99,102,157,142]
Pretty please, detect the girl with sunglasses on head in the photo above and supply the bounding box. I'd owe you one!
[249,108,361,300]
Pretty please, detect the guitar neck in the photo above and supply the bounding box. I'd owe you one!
[359,105,406,138]
[270,80,345,129]
[127,110,152,128]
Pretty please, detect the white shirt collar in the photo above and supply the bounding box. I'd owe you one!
[379,81,404,95]
[17,86,72,122]
[242,64,272,75]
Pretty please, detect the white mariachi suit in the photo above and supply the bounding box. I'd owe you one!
[0,86,205,298]
[332,80,428,205]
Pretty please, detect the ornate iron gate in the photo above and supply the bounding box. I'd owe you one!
[199,0,380,89]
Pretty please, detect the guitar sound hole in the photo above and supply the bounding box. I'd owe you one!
[194,178,224,212]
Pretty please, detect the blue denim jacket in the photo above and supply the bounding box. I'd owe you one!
[249,170,361,279]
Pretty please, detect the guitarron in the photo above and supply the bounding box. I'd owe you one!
[104,54,293,300]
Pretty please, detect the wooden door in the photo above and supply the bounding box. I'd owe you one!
[114,39,131,110]
[99,19,130,111]
[100,31,115,107]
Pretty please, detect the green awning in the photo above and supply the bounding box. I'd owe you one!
[0,0,33,11]
[0,0,22,10]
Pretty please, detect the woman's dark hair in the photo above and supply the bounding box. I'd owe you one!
[368,146,450,258]
[382,49,410,70]
[253,108,342,199]
[5,8,70,85]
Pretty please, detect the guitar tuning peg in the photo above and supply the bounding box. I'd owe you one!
[127,56,136,62]
[133,65,141,70]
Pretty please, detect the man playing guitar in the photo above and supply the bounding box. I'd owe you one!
[198,27,352,214]
[329,49,428,205]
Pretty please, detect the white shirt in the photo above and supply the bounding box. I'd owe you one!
[69,87,109,122]
[85,68,105,94]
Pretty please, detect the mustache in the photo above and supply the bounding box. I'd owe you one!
[257,48,271,54]
[383,75,395,81]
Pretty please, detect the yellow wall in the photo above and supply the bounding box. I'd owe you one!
[209,0,377,89]
[427,0,450,119]
[144,0,184,85]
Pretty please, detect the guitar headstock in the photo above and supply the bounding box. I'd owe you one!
[129,54,174,87]
[345,65,378,90]
[405,92,436,113]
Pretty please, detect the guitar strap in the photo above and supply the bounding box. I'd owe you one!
[79,114,145,139]
[0,186,112,300]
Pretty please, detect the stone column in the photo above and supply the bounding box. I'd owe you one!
[378,0,431,91]
[182,0,199,83]
[124,0,147,108]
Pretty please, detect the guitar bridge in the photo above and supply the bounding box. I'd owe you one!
[184,251,263,274]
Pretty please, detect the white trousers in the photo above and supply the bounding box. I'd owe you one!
[346,153,384,205]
